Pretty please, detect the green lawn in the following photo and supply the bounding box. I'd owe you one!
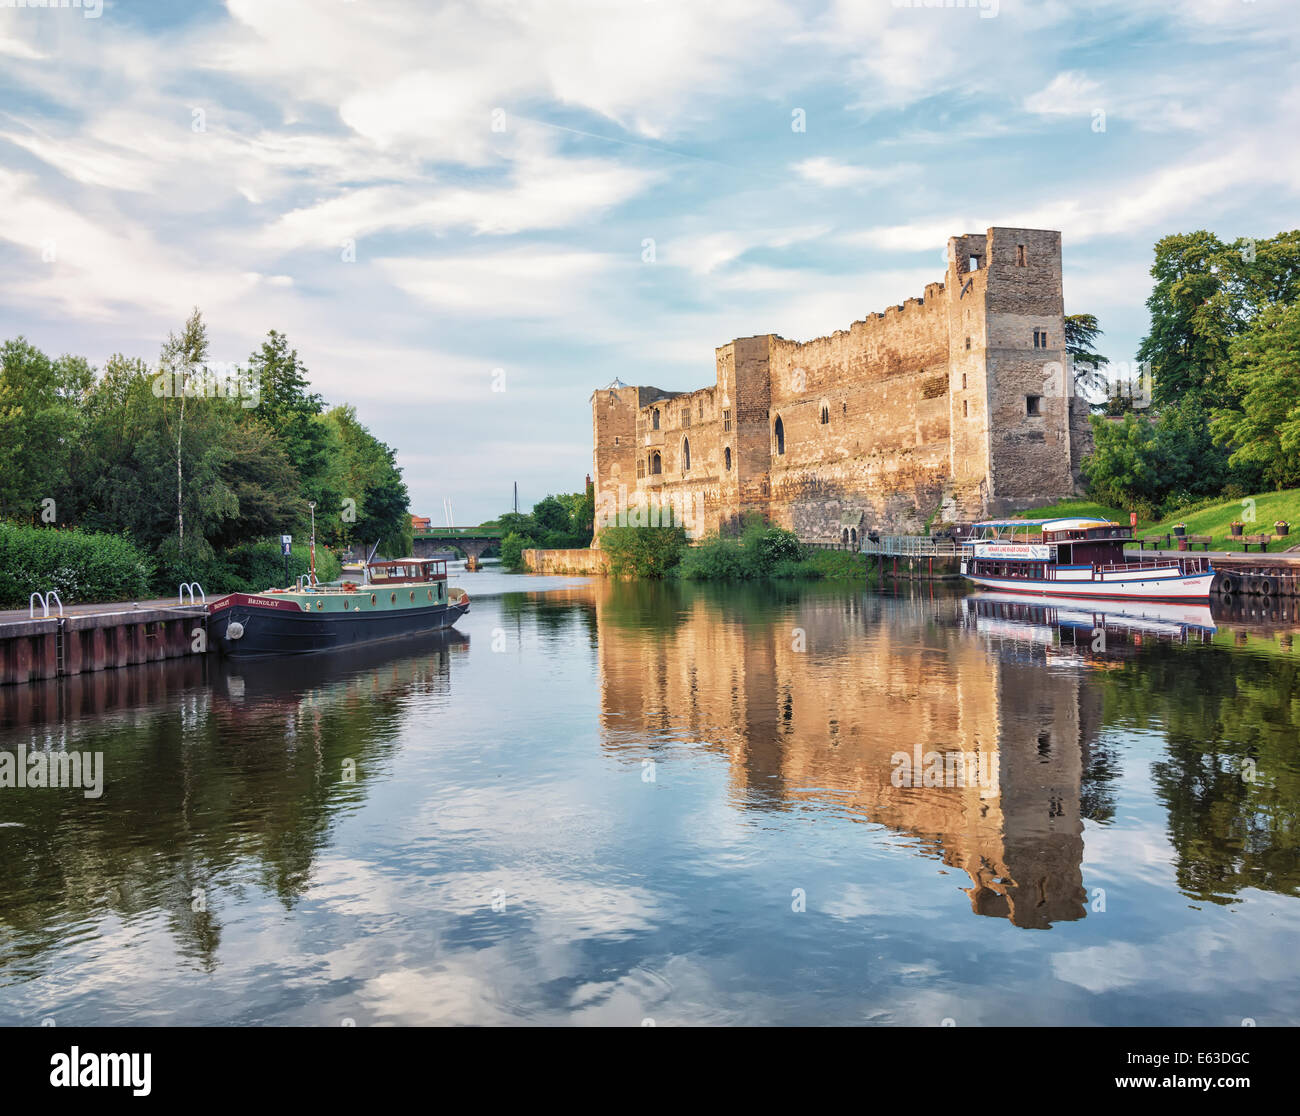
[1012,492,1300,551]
[1011,499,1126,523]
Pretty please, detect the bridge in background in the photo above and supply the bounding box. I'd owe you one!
[412,526,504,566]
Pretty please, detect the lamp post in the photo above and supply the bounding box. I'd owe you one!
[309,502,316,582]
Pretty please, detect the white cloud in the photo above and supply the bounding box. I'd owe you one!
[1024,71,1104,117]
[792,157,895,189]
[376,248,617,318]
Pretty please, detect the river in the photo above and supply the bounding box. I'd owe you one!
[1,567,1298,1025]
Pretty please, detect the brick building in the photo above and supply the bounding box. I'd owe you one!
[591,227,1092,542]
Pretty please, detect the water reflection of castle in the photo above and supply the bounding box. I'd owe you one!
[595,588,1100,929]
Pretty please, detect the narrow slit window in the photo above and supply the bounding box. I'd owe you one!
[1017,244,1027,267]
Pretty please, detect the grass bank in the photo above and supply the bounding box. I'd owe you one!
[1012,492,1300,549]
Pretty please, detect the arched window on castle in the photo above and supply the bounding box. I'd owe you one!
[650,451,662,475]
[682,437,691,472]
[774,416,785,456]
[819,402,830,425]
[651,408,660,430]
[724,447,732,471]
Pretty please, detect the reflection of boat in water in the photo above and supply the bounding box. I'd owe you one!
[967,591,1217,641]
[962,517,1215,601]
[207,558,469,658]
[215,625,469,707]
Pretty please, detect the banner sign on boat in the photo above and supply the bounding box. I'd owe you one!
[974,542,1052,560]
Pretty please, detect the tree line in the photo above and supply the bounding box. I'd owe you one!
[0,309,411,592]
[492,489,595,569]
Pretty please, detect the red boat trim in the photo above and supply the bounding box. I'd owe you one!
[208,593,305,614]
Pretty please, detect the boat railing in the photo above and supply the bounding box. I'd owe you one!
[1095,556,1211,575]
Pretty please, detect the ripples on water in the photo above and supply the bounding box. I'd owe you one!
[1,572,1298,1025]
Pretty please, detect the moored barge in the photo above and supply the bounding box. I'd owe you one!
[961,517,1215,602]
[207,558,469,658]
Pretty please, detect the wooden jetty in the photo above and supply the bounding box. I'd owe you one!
[0,597,208,686]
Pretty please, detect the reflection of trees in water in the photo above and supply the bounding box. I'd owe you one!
[1100,647,1300,904]
[499,590,597,643]
[1079,738,1122,824]
[948,594,1300,904]
[0,633,462,979]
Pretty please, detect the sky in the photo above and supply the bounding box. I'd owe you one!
[1,0,1298,524]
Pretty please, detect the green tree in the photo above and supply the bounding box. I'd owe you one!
[0,338,88,522]
[1138,229,1300,413]
[244,331,340,530]
[157,308,210,554]
[1211,300,1300,489]
[1064,312,1110,401]
[1082,413,1162,517]
[208,420,304,550]
[321,405,411,555]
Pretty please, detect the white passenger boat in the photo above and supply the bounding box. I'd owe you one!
[960,517,1215,602]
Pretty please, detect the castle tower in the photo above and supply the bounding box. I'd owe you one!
[715,336,773,531]
[590,379,641,538]
[947,228,1072,518]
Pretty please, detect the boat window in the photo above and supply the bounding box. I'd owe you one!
[371,594,377,605]
[390,592,397,604]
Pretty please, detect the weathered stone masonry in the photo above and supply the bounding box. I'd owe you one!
[592,228,1091,541]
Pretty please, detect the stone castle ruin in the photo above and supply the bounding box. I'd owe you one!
[591,227,1093,542]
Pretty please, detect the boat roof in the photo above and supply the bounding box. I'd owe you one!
[974,516,1118,530]
[368,556,443,566]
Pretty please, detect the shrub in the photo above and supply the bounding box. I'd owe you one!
[500,530,533,571]
[0,524,154,608]
[678,534,749,580]
[599,524,687,578]
[153,539,340,596]
[748,522,803,568]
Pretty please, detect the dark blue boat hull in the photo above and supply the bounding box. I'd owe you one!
[210,600,468,658]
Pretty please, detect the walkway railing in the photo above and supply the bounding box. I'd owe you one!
[860,536,972,557]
